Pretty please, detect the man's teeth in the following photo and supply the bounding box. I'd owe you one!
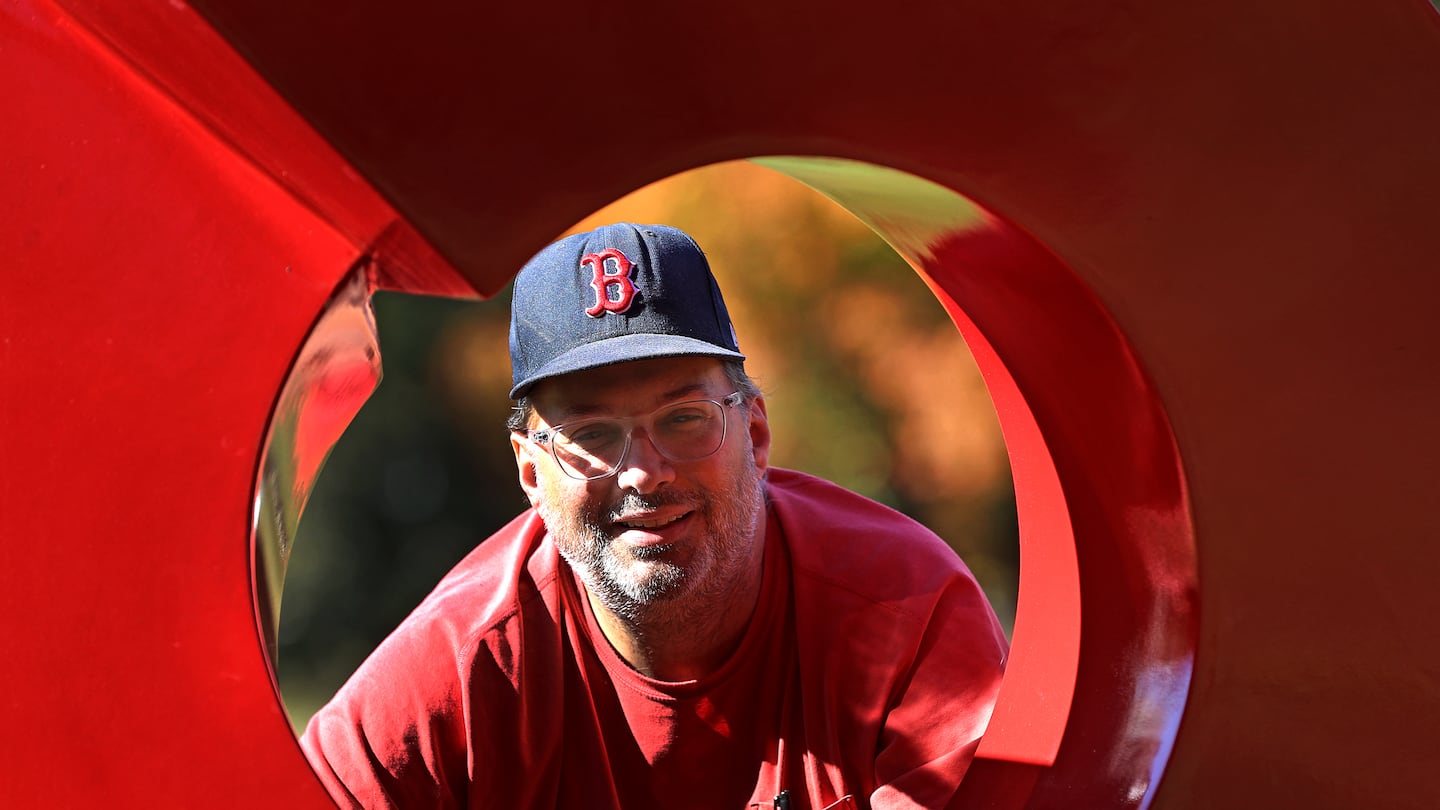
[618,514,685,529]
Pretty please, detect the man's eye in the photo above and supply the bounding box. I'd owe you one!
[568,423,621,445]
[662,408,708,427]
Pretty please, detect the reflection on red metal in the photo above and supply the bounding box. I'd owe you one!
[918,214,1195,807]
[253,265,382,662]
[5,0,1440,808]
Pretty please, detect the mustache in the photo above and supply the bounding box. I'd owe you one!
[605,490,704,522]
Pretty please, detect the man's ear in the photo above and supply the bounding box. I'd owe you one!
[510,432,542,509]
[746,395,771,476]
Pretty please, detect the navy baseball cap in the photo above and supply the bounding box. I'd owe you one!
[508,223,746,399]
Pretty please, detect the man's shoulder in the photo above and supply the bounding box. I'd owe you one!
[766,467,958,557]
[402,509,562,644]
[766,467,980,612]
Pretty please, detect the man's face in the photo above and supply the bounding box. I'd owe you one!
[510,357,771,618]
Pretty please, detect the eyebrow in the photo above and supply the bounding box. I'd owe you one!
[553,382,713,422]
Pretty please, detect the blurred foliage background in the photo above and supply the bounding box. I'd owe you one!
[277,160,1019,730]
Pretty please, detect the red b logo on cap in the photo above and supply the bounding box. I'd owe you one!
[582,248,638,317]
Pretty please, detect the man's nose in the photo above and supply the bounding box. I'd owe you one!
[613,429,675,493]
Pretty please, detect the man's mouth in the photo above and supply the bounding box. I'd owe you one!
[615,512,689,530]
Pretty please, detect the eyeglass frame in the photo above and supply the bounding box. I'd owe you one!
[523,391,747,481]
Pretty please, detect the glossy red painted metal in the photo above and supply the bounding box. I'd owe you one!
[750,157,1095,771]
[50,0,469,299]
[920,215,1194,805]
[4,0,1440,808]
[253,265,382,662]
[765,157,1195,802]
[0,1,422,805]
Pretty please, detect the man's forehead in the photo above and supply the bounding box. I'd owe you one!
[530,357,727,418]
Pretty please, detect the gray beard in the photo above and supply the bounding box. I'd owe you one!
[539,465,764,626]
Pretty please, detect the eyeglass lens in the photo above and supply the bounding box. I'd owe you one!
[550,398,728,479]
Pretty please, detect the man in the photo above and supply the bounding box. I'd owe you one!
[301,223,1008,809]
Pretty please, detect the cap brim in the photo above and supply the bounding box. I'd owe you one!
[509,333,745,399]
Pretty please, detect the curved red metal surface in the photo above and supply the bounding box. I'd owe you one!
[751,158,1096,773]
[5,0,1440,808]
[3,3,349,804]
[253,264,382,664]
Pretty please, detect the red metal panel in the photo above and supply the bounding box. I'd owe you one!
[1,2,363,805]
[4,0,1440,807]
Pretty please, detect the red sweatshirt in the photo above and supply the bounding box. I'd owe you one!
[301,469,1007,809]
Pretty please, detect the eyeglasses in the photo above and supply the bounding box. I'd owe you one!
[527,392,745,481]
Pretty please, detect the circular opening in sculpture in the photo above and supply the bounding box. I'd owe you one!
[269,158,1020,713]
[257,156,1195,807]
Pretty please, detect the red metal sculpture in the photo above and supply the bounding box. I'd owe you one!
[3,0,1438,807]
